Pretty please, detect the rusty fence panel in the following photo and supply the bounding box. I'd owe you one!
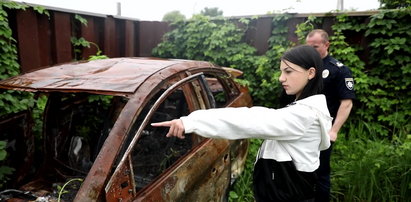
[5,6,376,73]
[52,12,72,64]
[137,21,171,57]
[14,9,43,73]
[7,7,171,73]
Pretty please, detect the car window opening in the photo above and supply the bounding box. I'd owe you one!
[39,93,126,198]
[126,87,191,191]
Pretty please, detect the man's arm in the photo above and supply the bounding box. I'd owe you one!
[329,99,353,141]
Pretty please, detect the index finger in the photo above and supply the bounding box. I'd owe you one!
[151,121,172,127]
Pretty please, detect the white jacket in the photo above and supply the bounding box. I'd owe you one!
[180,94,332,172]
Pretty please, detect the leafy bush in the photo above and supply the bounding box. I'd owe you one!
[363,8,411,139]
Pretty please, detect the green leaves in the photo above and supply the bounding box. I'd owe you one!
[71,37,91,48]
[75,14,87,26]
[0,141,7,161]
[33,6,50,18]
[362,9,411,138]
[152,15,268,105]
[0,141,15,189]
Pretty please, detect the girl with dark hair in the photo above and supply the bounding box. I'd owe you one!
[152,45,331,201]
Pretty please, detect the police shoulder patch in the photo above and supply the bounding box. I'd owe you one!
[345,78,354,90]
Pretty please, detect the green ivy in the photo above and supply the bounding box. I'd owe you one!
[363,9,411,139]
[152,14,261,103]
[71,36,108,61]
[0,1,35,117]
[295,15,323,44]
[0,140,14,189]
[379,0,411,9]
[74,14,87,26]
[0,1,44,187]
[327,14,375,136]
[33,5,50,18]
[254,14,293,107]
[153,15,257,65]
[71,14,107,61]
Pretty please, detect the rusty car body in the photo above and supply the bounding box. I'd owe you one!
[0,57,253,201]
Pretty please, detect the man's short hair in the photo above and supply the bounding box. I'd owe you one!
[307,29,329,43]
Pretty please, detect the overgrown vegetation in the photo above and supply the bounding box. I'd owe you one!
[0,141,14,189]
[0,1,35,117]
[152,7,411,201]
[0,1,36,187]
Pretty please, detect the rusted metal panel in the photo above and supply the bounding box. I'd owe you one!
[321,17,336,36]
[15,9,41,73]
[134,139,231,201]
[52,12,73,64]
[233,17,272,55]
[74,95,142,201]
[242,18,257,49]
[124,20,136,57]
[81,16,99,59]
[254,17,272,55]
[104,17,116,58]
[37,12,52,68]
[115,19,126,57]
[137,21,170,57]
[286,17,306,44]
[229,139,249,180]
[105,156,135,201]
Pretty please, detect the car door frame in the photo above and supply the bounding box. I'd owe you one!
[103,70,234,201]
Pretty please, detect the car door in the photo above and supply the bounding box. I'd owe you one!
[104,71,236,201]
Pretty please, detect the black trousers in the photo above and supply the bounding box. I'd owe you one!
[314,143,333,202]
[253,159,316,202]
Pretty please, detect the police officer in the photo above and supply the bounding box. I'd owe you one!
[306,29,356,202]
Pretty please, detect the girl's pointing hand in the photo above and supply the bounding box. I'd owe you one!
[151,119,186,139]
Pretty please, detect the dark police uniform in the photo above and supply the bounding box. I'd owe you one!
[322,55,356,118]
[315,55,356,202]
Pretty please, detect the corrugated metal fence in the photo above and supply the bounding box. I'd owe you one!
[5,5,376,73]
[7,7,170,73]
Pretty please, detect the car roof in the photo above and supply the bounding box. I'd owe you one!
[0,57,217,96]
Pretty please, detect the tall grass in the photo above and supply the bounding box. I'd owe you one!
[229,139,262,202]
[331,121,411,202]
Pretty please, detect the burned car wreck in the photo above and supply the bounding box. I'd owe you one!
[0,57,252,201]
